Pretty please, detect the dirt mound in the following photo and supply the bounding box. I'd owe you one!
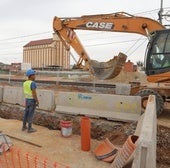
[101,122,170,168]
[111,71,148,83]
[157,125,170,167]
[81,71,148,85]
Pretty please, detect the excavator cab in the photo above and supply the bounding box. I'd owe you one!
[145,29,170,77]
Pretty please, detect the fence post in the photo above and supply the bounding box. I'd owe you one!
[3,145,9,168]
[34,155,38,168]
[17,149,22,168]
[43,158,48,168]
[25,152,30,168]
[10,147,15,168]
[53,161,57,168]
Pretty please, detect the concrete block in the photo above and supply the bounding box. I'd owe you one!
[132,95,157,168]
[3,86,25,106]
[37,89,55,111]
[3,86,55,111]
[55,92,141,121]
[115,83,131,95]
[0,87,3,102]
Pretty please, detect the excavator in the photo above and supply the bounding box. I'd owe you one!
[53,12,170,116]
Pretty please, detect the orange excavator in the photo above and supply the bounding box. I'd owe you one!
[53,12,170,115]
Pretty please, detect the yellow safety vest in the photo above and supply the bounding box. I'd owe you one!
[23,80,33,99]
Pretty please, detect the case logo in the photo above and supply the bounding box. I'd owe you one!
[86,22,114,29]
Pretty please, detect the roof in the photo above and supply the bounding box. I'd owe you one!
[23,38,54,47]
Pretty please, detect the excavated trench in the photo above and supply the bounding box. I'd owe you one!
[0,103,169,167]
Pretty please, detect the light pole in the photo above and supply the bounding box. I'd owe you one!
[158,0,163,24]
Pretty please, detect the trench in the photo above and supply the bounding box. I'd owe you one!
[0,103,125,140]
[0,103,169,167]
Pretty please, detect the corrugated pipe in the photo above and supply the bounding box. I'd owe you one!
[110,135,138,168]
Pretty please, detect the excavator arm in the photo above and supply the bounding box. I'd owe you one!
[53,12,165,80]
[53,22,90,70]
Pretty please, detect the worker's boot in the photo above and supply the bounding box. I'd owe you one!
[22,123,28,131]
[27,124,37,133]
[27,128,37,133]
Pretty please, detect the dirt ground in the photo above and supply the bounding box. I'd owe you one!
[0,111,169,168]
[0,71,170,167]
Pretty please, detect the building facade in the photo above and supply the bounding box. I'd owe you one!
[123,60,137,72]
[23,34,70,69]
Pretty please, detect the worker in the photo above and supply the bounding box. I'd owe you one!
[22,69,39,133]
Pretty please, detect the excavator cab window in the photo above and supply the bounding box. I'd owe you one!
[145,29,170,75]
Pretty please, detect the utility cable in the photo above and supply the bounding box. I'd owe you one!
[125,36,147,55]
[127,38,148,58]
[0,31,52,42]
[84,38,145,47]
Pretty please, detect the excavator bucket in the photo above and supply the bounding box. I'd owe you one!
[90,52,127,80]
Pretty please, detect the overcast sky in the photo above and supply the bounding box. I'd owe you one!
[0,0,170,65]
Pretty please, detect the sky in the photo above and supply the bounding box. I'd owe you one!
[0,0,170,65]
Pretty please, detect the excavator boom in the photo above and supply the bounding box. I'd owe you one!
[53,12,165,80]
[54,12,164,36]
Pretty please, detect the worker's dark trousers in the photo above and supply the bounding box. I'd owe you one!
[23,99,36,129]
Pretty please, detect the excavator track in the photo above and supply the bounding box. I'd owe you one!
[90,52,127,80]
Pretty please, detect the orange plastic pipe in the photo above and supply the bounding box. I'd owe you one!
[111,135,138,168]
[80,117,91,151]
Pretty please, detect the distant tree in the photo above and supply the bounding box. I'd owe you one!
[136,61,145,71]
[136,61,144,67]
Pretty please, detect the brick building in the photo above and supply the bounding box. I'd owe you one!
[123,60,137,72]
[0,62,10,71]
[23,34,70,69]
[10,63,21,72]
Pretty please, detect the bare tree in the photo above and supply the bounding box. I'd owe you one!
[136,61,144,67]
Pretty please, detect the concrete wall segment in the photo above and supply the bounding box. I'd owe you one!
[2,86,55,111]
[55,91,141,121]
[3,86,25,106]
[37,89,55,111]
[115,83,131,95]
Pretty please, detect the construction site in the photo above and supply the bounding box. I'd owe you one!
[0,1,170,168]
[0,70,169,168]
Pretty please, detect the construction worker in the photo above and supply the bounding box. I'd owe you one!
[22,69,39,133]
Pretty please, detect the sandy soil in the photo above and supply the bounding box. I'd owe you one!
[0,118,111,168]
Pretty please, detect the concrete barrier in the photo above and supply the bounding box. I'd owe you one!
[37,89,55,111]
[2,86,55,111]
[132,95,157,168]
[115,83,131,95]
[55,92,141,121]
[3,86,25,106]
